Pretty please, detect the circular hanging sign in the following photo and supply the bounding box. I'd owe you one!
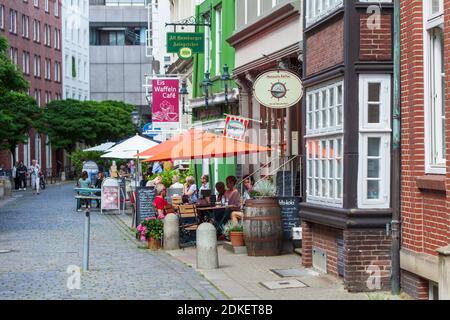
[252,69,303,109]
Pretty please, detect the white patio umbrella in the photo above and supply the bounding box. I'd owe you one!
[100,134,159,160]
[83,142,116,152]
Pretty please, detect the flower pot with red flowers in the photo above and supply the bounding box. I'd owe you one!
[136,217,164,250]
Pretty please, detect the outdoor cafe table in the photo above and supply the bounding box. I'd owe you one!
[195,205,240,236]
[74,187,102,210]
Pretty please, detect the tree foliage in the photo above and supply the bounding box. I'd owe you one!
[0,92,41,161]
[0,36,29,94]
[39,99,136,153]
[0,36,36,163]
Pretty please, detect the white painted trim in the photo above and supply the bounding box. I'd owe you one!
[423,1,446,174]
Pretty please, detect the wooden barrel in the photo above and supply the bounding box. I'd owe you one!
[243,198,283,256]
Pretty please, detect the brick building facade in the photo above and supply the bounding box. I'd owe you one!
[0,0,63,173]
[399,0,450,300]
[301,0,394,292]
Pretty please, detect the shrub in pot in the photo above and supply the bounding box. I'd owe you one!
[223,220,245,247]
[136,217,164,250]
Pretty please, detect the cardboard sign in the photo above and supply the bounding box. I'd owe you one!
[223,115,249,141]
[152,79,180,123]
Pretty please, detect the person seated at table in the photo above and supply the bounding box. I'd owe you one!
[153,184,171,219]
[183,176,198,203]
[94,171,105,208]
[169,175,184,189]
[215,182,226,204]
[199,174,210,191]
[77,171,92,210]
[146,175,162,188]
[224,176,241,207]
[242,174,255,201]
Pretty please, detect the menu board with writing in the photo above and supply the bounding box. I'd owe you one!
[135,187,157,224]
[278,197,301,240]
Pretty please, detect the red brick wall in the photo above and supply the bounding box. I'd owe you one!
[0,0,62,170]
[401,270,429,300]
[306,17,344,77]
[360,13,392,60]
[400,0,450,258]
[312,224,340,277]
[344,229,392,292]
[301,221,313,267]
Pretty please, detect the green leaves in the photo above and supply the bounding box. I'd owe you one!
[0,36,29,95]
[0,92,41,154]
[39,99,136,153]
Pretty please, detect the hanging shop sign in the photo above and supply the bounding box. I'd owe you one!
[152,78,180,124]
[253,69,303,109]
[223,115,249,141]
[167,32,205,59]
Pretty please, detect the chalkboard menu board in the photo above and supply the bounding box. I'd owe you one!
[276,171,293,197]
[135,187,157,225]
[278,197,301,240]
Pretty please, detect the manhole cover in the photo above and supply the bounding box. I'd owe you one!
[0,250,13,254]
[260,279,308,290]
[271,268,320,278]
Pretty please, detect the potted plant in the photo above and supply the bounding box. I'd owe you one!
[136,217,164,250]
[223,220,245,247]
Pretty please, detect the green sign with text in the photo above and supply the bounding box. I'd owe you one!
[167,32,205,58]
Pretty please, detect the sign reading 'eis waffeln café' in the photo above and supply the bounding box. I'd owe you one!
[152,79,180,124]
[167,32,205,59]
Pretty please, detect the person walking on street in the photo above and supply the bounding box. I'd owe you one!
[17,161,27,190]
[12,162,18,190]
[30,160,41,195]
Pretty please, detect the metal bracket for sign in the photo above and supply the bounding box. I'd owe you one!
[165,14,212,32]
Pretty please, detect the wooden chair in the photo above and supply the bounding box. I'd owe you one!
[177,204,199,245]
[171,195,183,206]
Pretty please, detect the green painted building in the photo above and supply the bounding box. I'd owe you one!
[190,0,239,188]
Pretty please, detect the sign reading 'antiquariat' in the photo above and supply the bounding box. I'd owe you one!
[253,69,303,109]
[167,32,205,59]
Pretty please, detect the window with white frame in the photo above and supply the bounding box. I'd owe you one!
[22,15,29,38]
[9,9,17,34]
[305,0,343,27]
[306,81,343,136]
[45,0,49,12]
[0,5,4,30]
[358,74,391,208]
[34,0,39,8]
[306,137,343,206]
[306,79,344,207]
[424,0,446,173]
[22,51,30,75]
[203,12,212,73]
[215,6,222,76]
[54,0,59,17]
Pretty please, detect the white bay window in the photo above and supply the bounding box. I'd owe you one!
[306,79,344,207]
[306,0,343,27]
[358,74,391,208]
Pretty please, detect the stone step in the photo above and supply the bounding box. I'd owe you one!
[223,241,248,254]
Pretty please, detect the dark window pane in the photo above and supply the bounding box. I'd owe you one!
[368,82,381,102]
[368,103,380,123]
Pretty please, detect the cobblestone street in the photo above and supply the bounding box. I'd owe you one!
[0,183,226,300]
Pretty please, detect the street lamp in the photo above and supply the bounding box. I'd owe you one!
[221,64,231,105]
[131,110,141,134]
[201,71,213,107]
[179,79,190,115]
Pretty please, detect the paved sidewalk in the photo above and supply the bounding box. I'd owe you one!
[166,246,369,300]
[0,183,226,300]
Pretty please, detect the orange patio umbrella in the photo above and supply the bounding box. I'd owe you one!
[136,129,271,162]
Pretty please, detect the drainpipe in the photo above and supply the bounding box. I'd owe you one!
[391,0,401,296]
